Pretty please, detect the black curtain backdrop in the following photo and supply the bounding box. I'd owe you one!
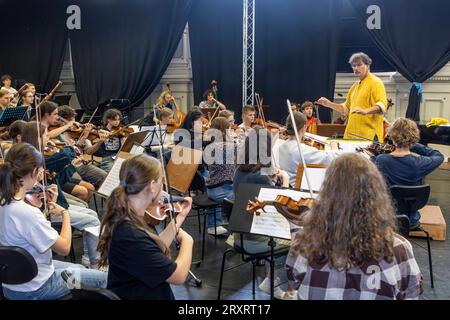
[349,0,450,121]
[69,0,193,111]
[337,0,394,73]
[189,0,243,115]
[254,0,343,123]
[0,0,68,93]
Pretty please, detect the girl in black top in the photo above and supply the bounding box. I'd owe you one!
[98,154,193,300]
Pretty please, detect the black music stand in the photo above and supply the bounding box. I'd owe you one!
[0,107,29,126]
[229,183,291,300]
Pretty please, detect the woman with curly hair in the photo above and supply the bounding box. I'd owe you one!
[286,153,422,300]
[375,117,444,228]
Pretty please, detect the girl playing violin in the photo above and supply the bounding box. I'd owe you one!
[233,127,295,299]
[21,122,103,269]
[0,143,107,300]
[84,108,124,172]
[286,154,422,300]
[98,154,193,300]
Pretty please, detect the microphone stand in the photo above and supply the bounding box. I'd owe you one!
[150,124,202,287]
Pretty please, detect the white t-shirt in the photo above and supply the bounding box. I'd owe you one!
[0,200,58,292]
[277,138,341,186]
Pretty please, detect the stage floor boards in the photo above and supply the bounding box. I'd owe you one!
[67,167,450,300]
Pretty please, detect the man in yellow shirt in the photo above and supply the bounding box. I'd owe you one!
[317,52,387,141]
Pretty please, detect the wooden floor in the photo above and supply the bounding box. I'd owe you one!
[69,167,450,300]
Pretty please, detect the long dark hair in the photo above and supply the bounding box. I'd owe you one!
[180,107,203,131]
[0,143,44,205]
[21,121,46,150]
[98,154,169,267]
[237,127,272,172]
[291,154,397,271]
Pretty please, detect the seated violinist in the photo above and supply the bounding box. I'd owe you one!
[286,154,422,300]
[199,89,226,110]
[277,112,341,186]
[0,120,27,154]
[233,127,296,299]
[300,101,321,126]
[218,109,235,127]
[374,118,444,229]
[56,105,107,188]
[84,108,124,172]
[0,143,107,300]
[98,154,193,300]
[156,107,175,146]
[20,122,103,269]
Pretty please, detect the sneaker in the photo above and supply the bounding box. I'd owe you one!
[258,276,286,299]
[280,290,298,300]
[207,226,228,236]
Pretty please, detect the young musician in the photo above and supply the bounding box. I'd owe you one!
[56,105,107,188]
[286,154,422,300]
[177,108,205,150]
[0,88,11,110]
[0,74,17,96]
[199,89,226,110]
[1,120,26,152]
[203,117,236,235]
[235,105,256,141]
[21,122,102,269]
[218,109,235,127]
[0,143,107,300]
[233,127,295,299]
[374,118,444,228]
[98,154,194,300]
[38,101,75,139]
[277,112,340,186]
[18,89,34,107]
[84,108,124,172]
[300,101,321,126]
[156,107,175,146]
[317,52,387,141]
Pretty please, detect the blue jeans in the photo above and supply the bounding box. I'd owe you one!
[2,260,107,300]
[100,155,115,172]
[206,183,233,228]
[52,205,101,263]
[409,210,421,227]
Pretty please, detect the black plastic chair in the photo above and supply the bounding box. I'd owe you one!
[390,185,434,288]
[60,270,120,300]
[0,246,38,300]
[217,198,290,300]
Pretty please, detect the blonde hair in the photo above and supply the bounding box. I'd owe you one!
[291,154,397,271]
[156,90,172,108]
[158,107,174,120]
[388,118,420,149]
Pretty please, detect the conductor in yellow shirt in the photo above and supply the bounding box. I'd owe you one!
[317,52,388,141]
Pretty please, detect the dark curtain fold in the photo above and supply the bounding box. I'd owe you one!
[70,0,193,111]
[349,0,450,121]
[254,0,343,123]
[188,0,243,114]
[0,0,68,93]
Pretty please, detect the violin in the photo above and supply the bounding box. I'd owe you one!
[144,194,185,226]
[108,125,134,139]
[358,141,395,157]
[246,195,314,226]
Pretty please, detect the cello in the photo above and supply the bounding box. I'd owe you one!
[165,82,186,133]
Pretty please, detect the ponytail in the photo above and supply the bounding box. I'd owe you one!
[0,162,21,205]
[0,143,43,205]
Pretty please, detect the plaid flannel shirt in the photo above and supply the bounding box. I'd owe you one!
[286,234,423,300]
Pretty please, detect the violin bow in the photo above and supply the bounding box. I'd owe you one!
[286,99,314,198]
[87,106,99,125]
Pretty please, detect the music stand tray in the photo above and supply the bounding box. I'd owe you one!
[0,107,29,126]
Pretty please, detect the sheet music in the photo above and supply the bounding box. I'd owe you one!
[250,188,316,239]
[326,140,371,153]
[97,157,125,197]
[301,167,326,192]
[304,132,329,144]
[130,144,145,155]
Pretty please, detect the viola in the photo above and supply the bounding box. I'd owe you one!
[246,194,314,226]
[358,142,395,157]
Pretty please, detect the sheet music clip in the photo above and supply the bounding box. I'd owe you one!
[0,106,29,126]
